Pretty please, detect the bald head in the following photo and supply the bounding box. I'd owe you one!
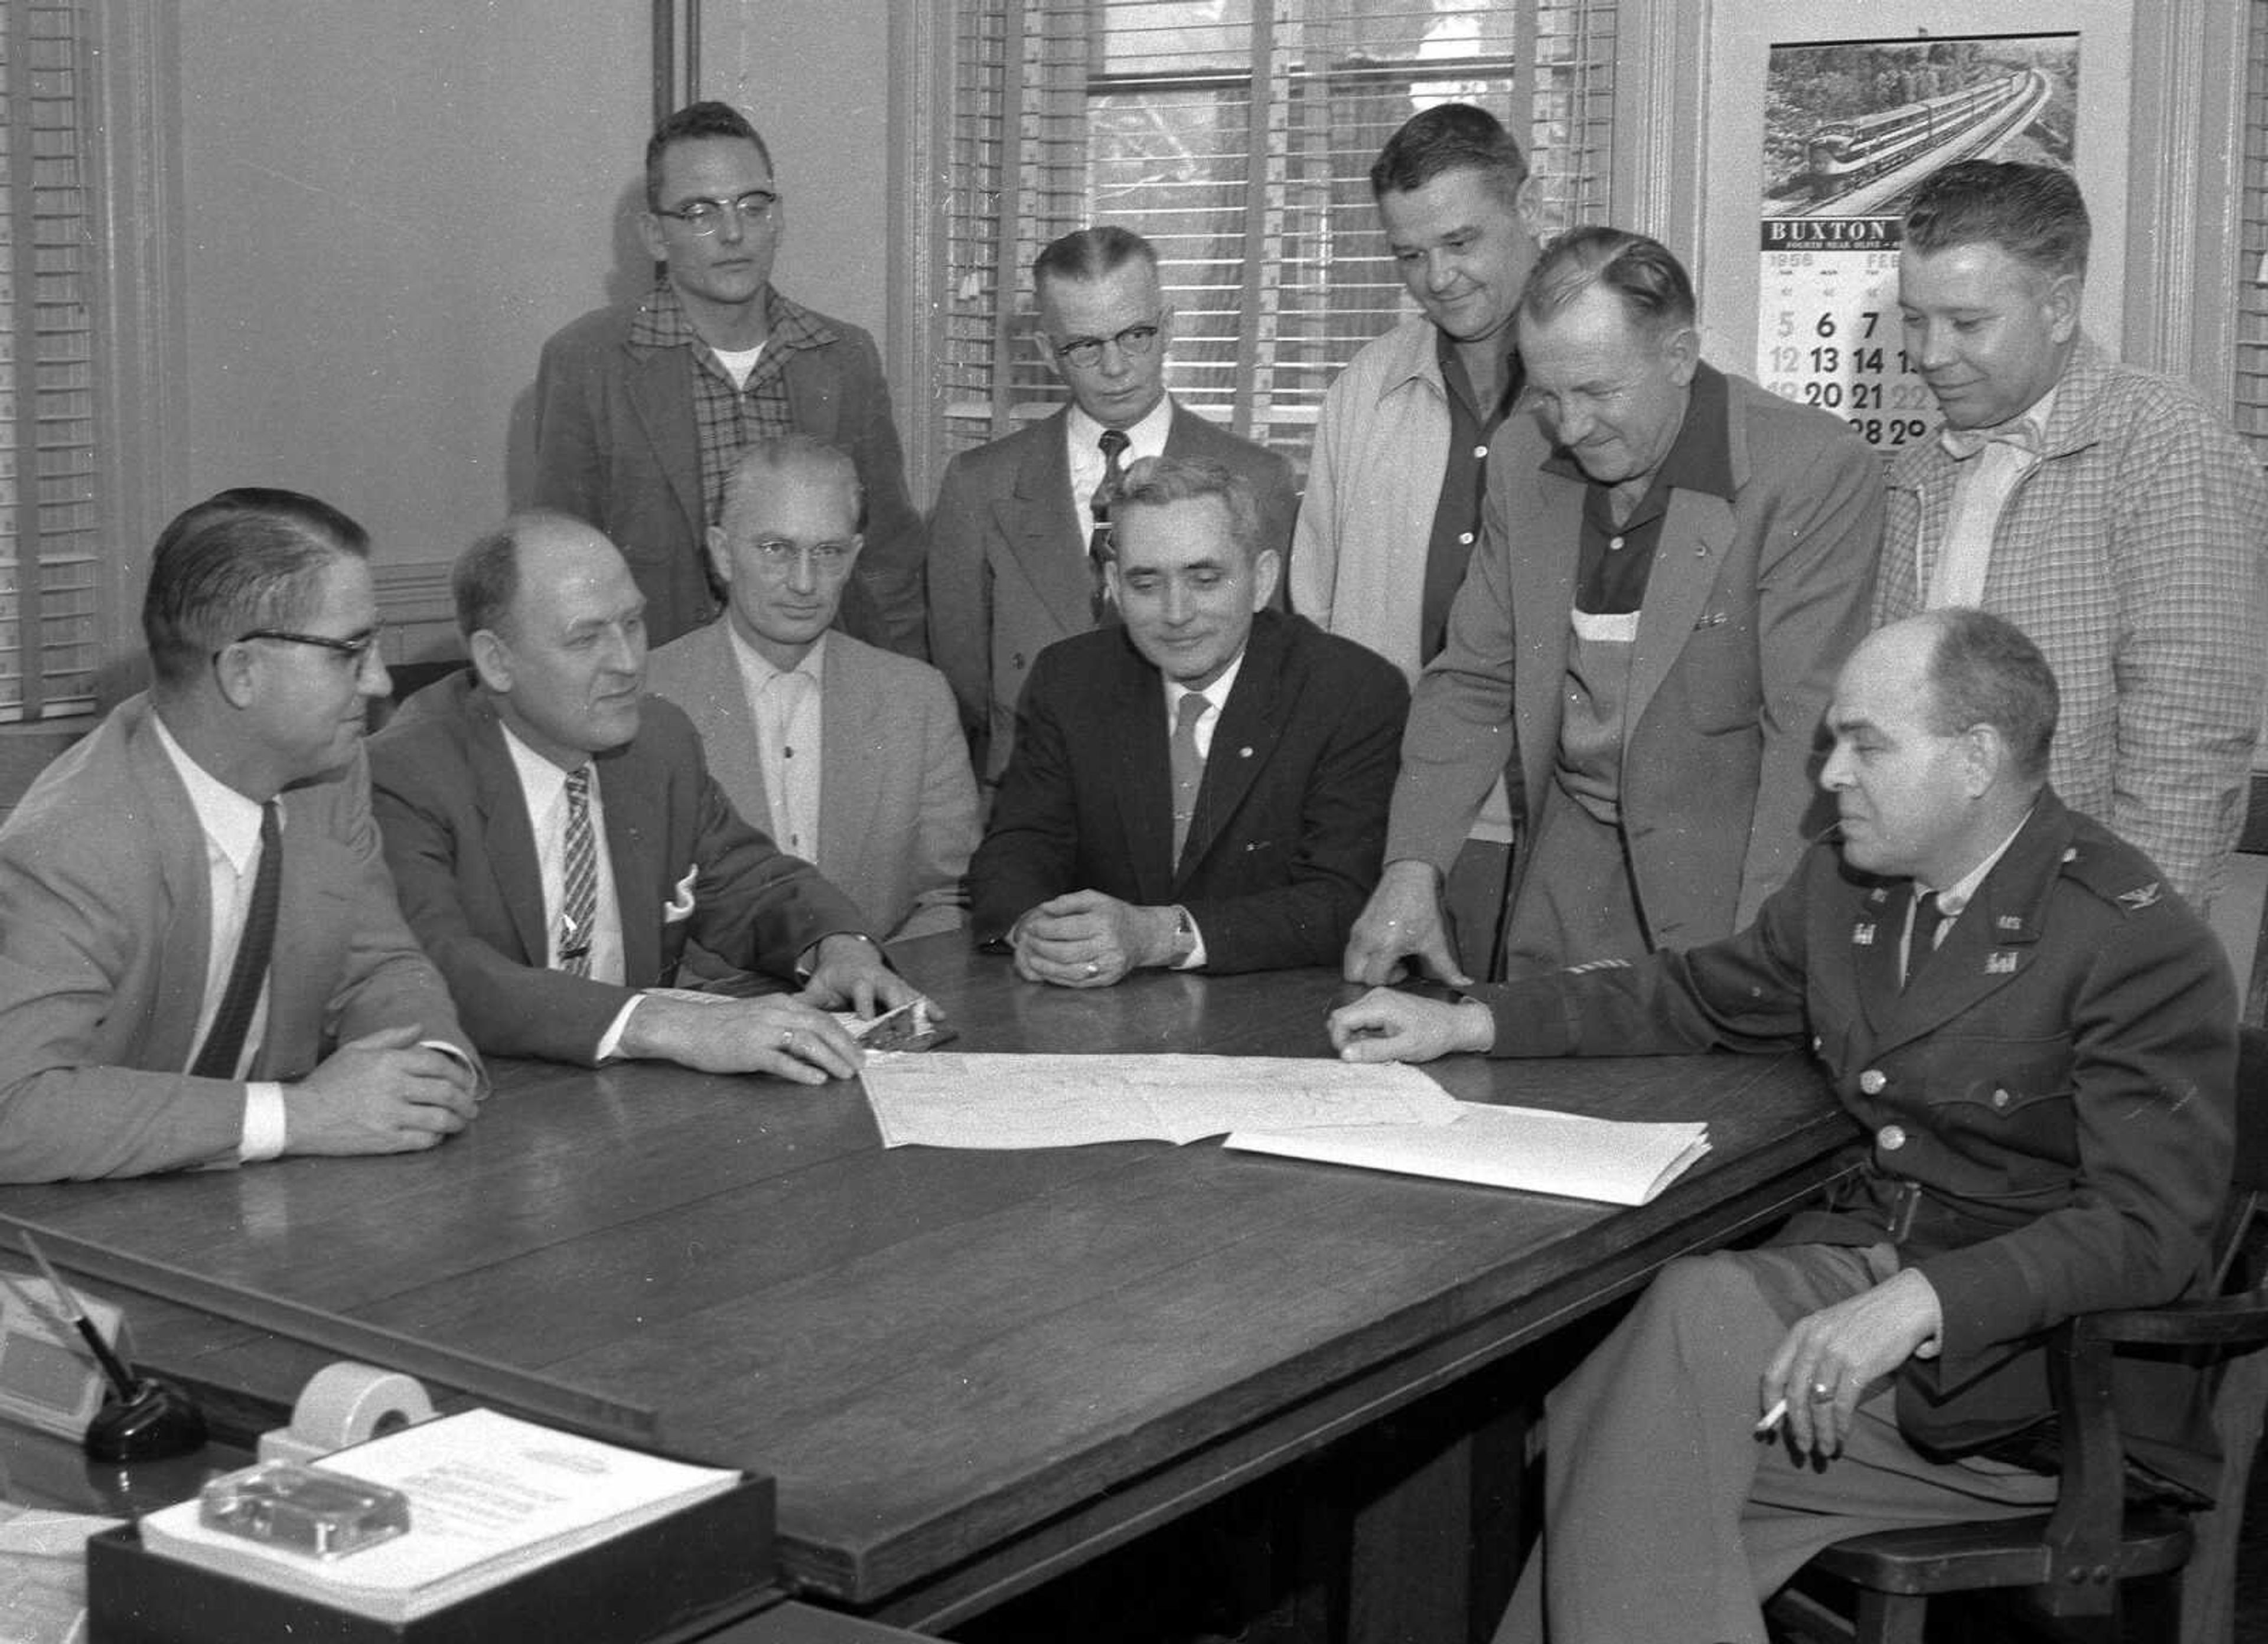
[461,513,650,768]
[1822,611,2055,887]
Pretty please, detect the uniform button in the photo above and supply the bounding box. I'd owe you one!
[1858,1068,1886,1095]
[1458,531,1475,546]
[1991,1088,2012,1109]
[1877,1124,1907,1151]
[1474,444,1489,459]
[1608,534,1626,552]
[1811,1036,1823,1054]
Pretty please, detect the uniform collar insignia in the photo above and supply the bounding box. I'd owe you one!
[2116,882,2162,911]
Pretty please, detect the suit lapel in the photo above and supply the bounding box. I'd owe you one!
[122,709,224,1072]
[624,334,706,543]
[1105,642,1177,902]
[1852,809,2062,1054]
[1175,616,1287,887]
[696,624,778,838]
[462,699,555,966]
[1511,457,1583,816]
[1628,487,1733,730]
[1001,411,1093,638]
[817,639,877,870]
[594,737,667,989]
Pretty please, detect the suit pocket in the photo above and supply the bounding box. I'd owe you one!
[1676,607,1762,735]
[1918,1034,2079,1198]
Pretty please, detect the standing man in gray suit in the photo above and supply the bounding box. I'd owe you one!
[927,226,1301,784]
[1345,229,1882,986]
[648,435,979,941]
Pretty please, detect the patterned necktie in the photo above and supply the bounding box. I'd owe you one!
[192,800,280,1080]
[1904,889,1947,989]
[559,765,597,976]
[1170,690,1208,865]
[1089,428,1131,623]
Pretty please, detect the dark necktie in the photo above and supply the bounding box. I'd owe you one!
[559,765,597,977]
[192,801,280,1080]
[1904,889,1947,989]
[1170,690,1208,865]
[1089,428,1130,623]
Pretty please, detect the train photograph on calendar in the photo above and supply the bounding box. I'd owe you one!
[1753,33,2078,454]
[1762,34,2077,220]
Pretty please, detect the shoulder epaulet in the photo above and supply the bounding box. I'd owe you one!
[2056,840,2168,915]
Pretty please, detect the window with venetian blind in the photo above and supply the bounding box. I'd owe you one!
[2240,0,2268,459]
[939,0,1619,472]
[0,0,98,722]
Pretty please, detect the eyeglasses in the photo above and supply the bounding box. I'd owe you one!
[750,539,856,572]
[651,190,780,236]
[230,625,386,666]
[1052,322,1162,370]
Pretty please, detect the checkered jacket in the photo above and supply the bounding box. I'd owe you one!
[1875,335,2268,910]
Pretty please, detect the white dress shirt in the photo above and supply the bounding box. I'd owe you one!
[1927,384,2057,609]
[1067,394,1173,554]
[151,715,285,1161]
[728,627,825,860]
[500,724,646,1058]
[1157,647,1249,970]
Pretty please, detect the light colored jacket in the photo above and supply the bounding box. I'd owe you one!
[1288,315,1450,678]
[645,622,978,941]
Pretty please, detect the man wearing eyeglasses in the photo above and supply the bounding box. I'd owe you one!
[647,435,979,941]
[529,101,926,658]
[927,226,1299,784]
[0,488,482,1181]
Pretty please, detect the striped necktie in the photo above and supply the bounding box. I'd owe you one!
[1089,428,1130,622]
[559,765,597,976]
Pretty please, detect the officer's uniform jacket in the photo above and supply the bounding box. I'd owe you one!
[1478,789,2236,1496]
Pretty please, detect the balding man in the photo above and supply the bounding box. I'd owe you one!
[0,489,480,1180]
[369,512,925,1079]
[1346,227,1882,987]
[647,435,978,942]
[1334,611,2234,1644]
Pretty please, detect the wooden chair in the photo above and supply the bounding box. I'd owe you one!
[1772,1026,2268,1644]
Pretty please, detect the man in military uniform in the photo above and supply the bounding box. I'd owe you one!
[1329,609,2235,1644]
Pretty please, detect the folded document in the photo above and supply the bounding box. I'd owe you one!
[1226,1101,1710,1206]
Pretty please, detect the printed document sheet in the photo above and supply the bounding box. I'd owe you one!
[862,1053,1460,1149]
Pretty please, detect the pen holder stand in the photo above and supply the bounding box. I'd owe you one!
[86,1375,207,1462]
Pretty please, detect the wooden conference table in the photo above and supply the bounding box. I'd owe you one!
[0,934,1853,1632]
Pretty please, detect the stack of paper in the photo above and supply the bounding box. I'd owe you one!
[1226,1100,1711,1206]
[863,1053,1461,1149]
[136,1408,739,1623]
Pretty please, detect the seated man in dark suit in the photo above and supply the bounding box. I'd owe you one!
[971,456,1408,985]
[1331,610,2234,1644]
[369,511,926,1081]
[0,488,481,1180]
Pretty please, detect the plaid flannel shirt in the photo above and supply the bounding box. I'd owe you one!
[628,282,839,532]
